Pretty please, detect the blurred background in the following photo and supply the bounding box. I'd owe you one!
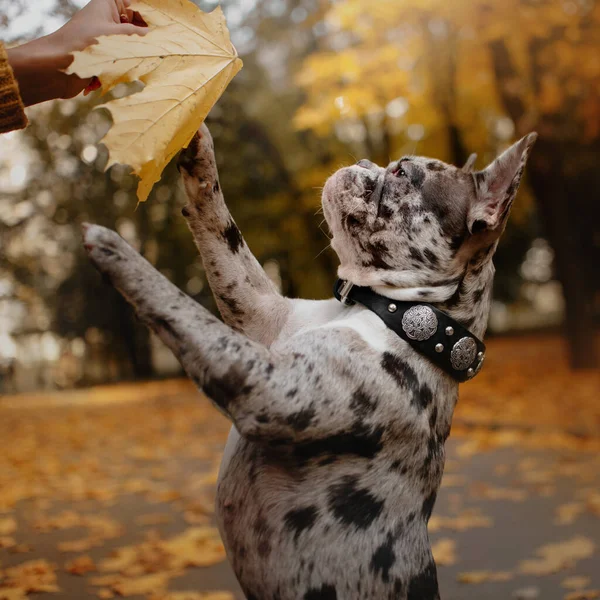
[0,0,598,392]
[1,3,599,599]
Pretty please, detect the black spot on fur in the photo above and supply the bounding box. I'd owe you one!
[213,180,220,193]
[370,532,397,582]
[475,171,486,187]
[253,514,273,558]
[294,423,384,463]
[381,353,419,399]
[409,165,425,188]
[407,560,439,600]
[364,239,393,269]
[286,406,316,432]
[256,411,270,424]
[328,476,384,530]
[421,490,438,522]
[379,203,394,220]
[408,247,424,263]
[222,220,243,253]
[219,294,244,317]
[284,506,319,542]
[304,584,337,600]
[416,384,434,412]
[428,405,438,430]
[152,317,180,341]
[471,219,488,234]
[449,233,465,254]
[203,365,251,411]
[423,248,439,267]
[350,388,378,417]
[427,161,446,172]
[473,287,486,304]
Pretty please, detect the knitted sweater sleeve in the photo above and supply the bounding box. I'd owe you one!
[0,42,28,134]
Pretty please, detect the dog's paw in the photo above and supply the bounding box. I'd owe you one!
[82,223,133,270]
[178,124,220,216]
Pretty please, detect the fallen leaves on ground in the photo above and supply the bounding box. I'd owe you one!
[0,519,16,537]
[457,570,513,584]
[64,555,96,576]
[0,560,59,597]
[518,536,595,576]
[431,538,457,566]
[564,591,600,600]
[429,509,493,532]
[563,576,592,590]
[66,0,243,202]
[34,512,123,554]
[150,592,235,600]
[455,336,600,436]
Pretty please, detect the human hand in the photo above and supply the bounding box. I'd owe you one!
[7,0,147,107]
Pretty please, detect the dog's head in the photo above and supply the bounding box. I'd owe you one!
[322,134,537,301]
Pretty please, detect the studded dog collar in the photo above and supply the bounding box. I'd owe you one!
[334,279,486,383]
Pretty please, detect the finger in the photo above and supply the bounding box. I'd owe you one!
[114,0,130,22]
[112,0,125,22]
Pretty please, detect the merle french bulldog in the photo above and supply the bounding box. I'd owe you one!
[82,125,536,600]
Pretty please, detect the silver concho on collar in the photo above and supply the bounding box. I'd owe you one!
[401,305,438,341]
[451,337,477,370]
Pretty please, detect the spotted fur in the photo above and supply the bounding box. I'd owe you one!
[82,125,536,599]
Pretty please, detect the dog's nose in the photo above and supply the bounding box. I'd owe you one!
[356,159,375,170]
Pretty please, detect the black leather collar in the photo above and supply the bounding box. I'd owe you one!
[334,279,486,383]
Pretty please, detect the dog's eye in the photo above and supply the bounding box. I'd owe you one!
[393,166,407,178]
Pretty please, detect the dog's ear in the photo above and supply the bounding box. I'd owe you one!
[462,153,477,173]
[467,133,537,236]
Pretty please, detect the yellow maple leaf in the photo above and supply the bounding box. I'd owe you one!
[66,0,243,202]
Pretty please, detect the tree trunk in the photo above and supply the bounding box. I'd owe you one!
[527,142,598,368]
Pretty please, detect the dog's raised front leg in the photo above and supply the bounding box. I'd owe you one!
[83,224,391,445]
[178,125,290,346]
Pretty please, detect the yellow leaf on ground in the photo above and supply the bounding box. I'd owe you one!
[431,538,457,566]
[0,589,28,600]
[519,536,595,576]
[563,576,592,590]
[428,509,493,532]
[555,502,585,525]
[0,517,16,536]
[0,559,60,594]
[564,591,600,600]
[150,593,235,600]
[112,572,171,596]
[65,555,96,576]
[66,0,243,202]
[457,570,513,584]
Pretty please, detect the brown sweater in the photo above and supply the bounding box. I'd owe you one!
[0,42,28,134]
